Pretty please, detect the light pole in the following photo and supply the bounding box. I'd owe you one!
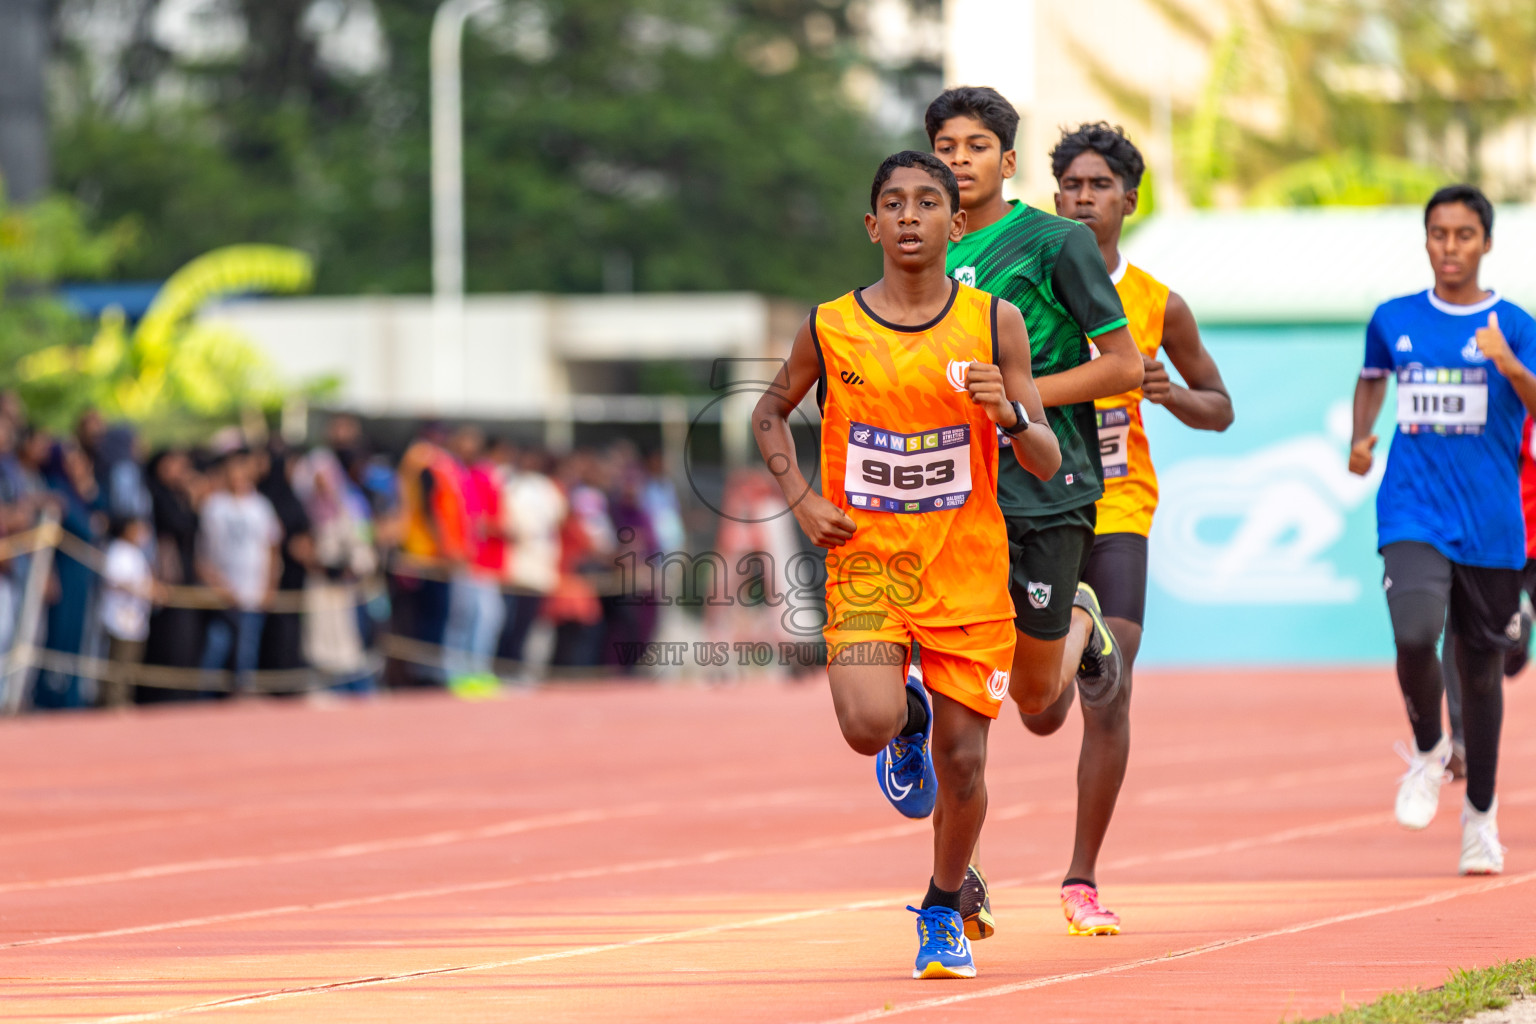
[430,0,499,408]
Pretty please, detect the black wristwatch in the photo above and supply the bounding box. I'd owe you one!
[1001,399,1030,436]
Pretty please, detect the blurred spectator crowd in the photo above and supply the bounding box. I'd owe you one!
[0,400,688,711]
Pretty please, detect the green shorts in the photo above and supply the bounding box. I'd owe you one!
[1005,504,1096,641]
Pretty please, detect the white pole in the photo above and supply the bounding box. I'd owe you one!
[430,0,499,409]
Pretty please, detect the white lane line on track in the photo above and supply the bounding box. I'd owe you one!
[19,767,1514,952]
[55,802,1427,1021]
[0,728,1378,850]
[0,811,259,850]
[798,868,1536,1024]
[0,795,1098,952]
[2,812,954,951]
[71,898,903,1024]
[0,739,1407,896]
[0,785,874,898]
[0,764,1051,888]
[0,725,1403,872]
[0,804,667,897]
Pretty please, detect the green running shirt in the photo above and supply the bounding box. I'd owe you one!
[946,201,1128,516]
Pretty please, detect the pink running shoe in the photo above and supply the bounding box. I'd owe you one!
[1061,883,1121,936]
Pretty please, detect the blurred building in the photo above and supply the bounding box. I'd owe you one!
[945,0,1220,207]
[207,291,807,464]
[1125,205,1536,321]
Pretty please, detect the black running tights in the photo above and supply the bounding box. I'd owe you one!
[1387,586,1503,814]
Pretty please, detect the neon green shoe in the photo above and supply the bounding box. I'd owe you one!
[448,673,502,701]
[1074,583,1122,709]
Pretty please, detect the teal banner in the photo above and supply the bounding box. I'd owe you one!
[1140,325,1397,666]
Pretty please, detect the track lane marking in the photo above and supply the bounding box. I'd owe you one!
[71,899,902,1024]
[19,771,1527,953]
[6,720,1430,890]
[0,740,1433,896]
[65,857,1536,1023]
[1,810,966,950]
[0,804,666,897]
[0,785,874,897]
[45,801,1440,1020]
[800,869,1536,1024]
[0,728,1389,850]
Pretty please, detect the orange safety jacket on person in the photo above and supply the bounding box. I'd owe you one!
[398,441,470,563]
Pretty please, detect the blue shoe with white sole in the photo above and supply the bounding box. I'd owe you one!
[909,904,975,979]
[875,667,937,819]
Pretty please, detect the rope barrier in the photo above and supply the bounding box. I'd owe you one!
[386,552,626,598]
[0,517,661,709]
[21,645,388,694]
[0,522,63,563]
[376,633,527,677]
[6,528,617,608]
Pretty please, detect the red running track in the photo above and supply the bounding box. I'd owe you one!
[1,668,1532,1023]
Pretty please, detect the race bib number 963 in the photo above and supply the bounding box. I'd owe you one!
[843,421,972,514]
[1397,367,1488,435]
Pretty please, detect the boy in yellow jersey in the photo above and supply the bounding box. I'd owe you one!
[754,151,1060,979]
[1025,123,1234,935]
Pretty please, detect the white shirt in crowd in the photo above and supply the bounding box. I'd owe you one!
[199,491,281,611]
[502,471,566,594]
[101,539,153,641]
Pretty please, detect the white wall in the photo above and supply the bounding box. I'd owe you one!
[1123,205,1536,323]
[206,292,783,416]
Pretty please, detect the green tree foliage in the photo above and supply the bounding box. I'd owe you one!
[0,188,131,422]
[1076,0,1536,206]
[18,246,315,433]
[0,186,315,432]
[51,0,895,300]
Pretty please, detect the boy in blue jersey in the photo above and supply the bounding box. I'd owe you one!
[1349,184,1536,875]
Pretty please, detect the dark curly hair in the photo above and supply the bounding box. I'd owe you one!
[870,151,960,214]
[1050,122,1145,190]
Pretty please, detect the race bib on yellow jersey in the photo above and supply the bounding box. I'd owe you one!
[843,421,972,513]
[1096,408,1131,479]
[1397,367,1488,435]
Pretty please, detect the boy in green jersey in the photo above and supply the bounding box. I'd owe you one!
[920,86,1144,939]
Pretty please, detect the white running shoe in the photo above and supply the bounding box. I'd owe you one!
[1394,734,1451,830]
[1459,797,1505,875]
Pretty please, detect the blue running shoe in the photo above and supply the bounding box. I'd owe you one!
[908,904,975,979]
[876,668,937,818]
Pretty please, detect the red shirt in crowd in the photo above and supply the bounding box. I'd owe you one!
[461,460,505,575]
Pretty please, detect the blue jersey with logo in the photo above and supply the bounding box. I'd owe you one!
[1364,289,1536,568]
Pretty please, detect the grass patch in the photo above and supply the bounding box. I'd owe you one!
[1296,958,1536,1023]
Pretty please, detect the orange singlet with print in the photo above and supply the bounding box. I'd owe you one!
[1094,261,1171,537]
[814,279,1015,719]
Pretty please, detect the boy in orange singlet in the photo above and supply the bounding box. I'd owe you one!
[1023,123,1233,934]
[754,151,1060,979]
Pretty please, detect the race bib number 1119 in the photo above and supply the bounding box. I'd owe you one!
[1397,366,1488,435]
